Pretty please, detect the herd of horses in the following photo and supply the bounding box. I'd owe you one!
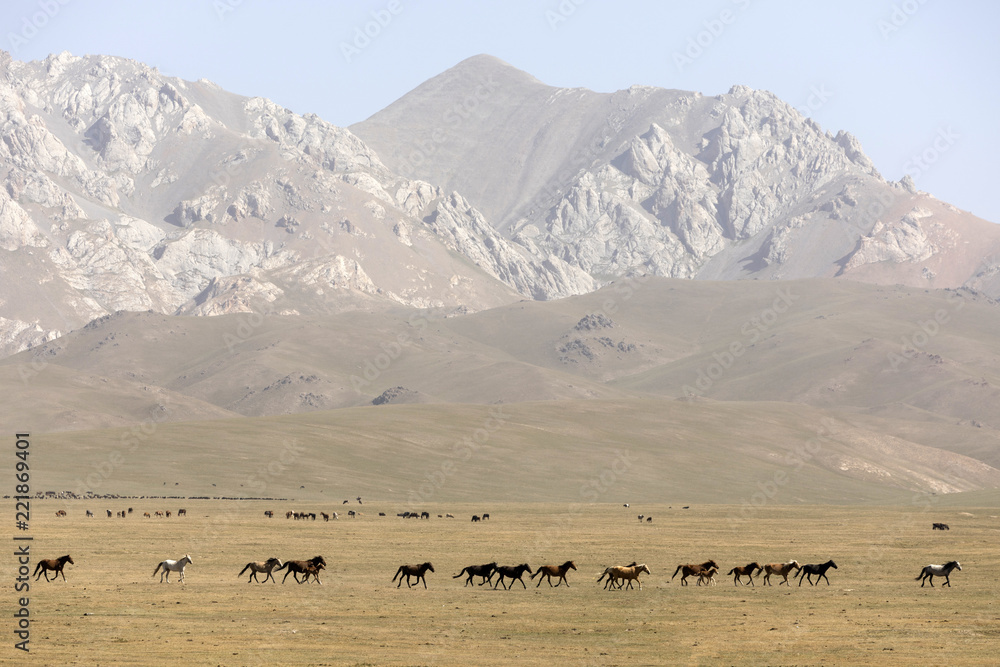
[31,554,963,589]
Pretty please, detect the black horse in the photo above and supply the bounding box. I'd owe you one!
[796,560,837,586]
[493,564,532,589]
[453,562,497,586]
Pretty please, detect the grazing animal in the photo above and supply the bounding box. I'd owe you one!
[143,512,151,518]
[623,503,630,507]
[348,510,356,518]
[598,563,651,590]
[128,508,133,514]
[762,560,800,586]
[106,510,112,518]
[393,562,434,588]
[166,511,171,518]
[796,560,838,586]
[155,511,163,517]
[482,513,490,520]
[697,566,719,586]
[453,562,497,587]
[153,555,192,583]
[276,556,327,584]
[238,558,283,583]
[471,515,481,522]
[55,510,67,517]
[932,522,950,530]
[646,516,652,523]
[493,564,533,590]
[728,562,763,586]
[446,513,454,518]
[671,560,719,586]
[85,510,93,517]
[33,555,74,582]
[916,561,961,587]
[264,510,273,518]
[531,560,577,587]
[638,514,644,521]
[420,511,430,519]
[177,509,186,516]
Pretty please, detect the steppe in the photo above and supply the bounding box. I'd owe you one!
[17,500,1000,665]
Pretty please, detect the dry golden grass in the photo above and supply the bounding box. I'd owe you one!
[14,500,1000,665]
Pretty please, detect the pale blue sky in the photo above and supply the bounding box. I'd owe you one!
[4,1,997,223]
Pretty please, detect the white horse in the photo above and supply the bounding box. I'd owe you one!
[916,561,961,587]
[153,554,192,583]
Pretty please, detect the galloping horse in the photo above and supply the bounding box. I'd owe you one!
[277,556,326,584]
[153,554,192,583]
[393,562,434,588]
[762,560,800,586]
[796,560,837,586]
[453,562,497,587]
[238,558,283,583]
[598,563,651,590]
[728,562,763,586]
[671,560,718,586]
[531,561,577,587]
[493,564,533,590]
[916,561,961,587]
[33,555,73,581]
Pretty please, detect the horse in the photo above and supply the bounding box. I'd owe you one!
[697,566,719,586]
[482,513,490,520]
[55,510,67,517]
[471,515,481,522]
[86,510,94,517]
[671,560,718,586]
[276,556,326,584]
[33,555,73,581]
[153,554,192,583]
[297,562,325,584]
[393,562,434,588]
[264,510,274,518]
[598,563,651,590]
[916,561,961,587]
[932,522,950,530]
[796,560,837,586]
[177,509,186,516]
[453,562,497,587]
[762,560,800,586]
[493,564,532,590]
[238,558,283,583]
[531,561,577,587]
[728,562,763,586]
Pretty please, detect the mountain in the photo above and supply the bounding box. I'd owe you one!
[3,51,999,360]
[354,54,1000,286]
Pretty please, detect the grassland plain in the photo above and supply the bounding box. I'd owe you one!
[7,500,1000,665]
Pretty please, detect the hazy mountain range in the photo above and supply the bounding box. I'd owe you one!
[3,51,998,502]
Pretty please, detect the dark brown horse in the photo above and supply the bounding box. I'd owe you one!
[493,564,533,590]
[727,562,763,586]
[453,562,497,586]
[671,560,718,586]
[34,555,73,581]
[276,556,326,584]
[393,562,434,588]
[531,560,577,587]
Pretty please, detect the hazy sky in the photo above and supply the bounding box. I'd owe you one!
[4,0,997,223]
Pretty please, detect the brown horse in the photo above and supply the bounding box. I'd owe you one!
[728,562,763,586]
[531,560,577,587]
[276,556,327,584]
[238,557,283,583]
[453,562,497,587]
[697,566,719,586]
[598,563,651,590]
[297,562,325,584]
[762,560,800,586]
[493,564,533,589]
[393,562,434,588]
[34,555,74,581]
[671,560,718,586]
